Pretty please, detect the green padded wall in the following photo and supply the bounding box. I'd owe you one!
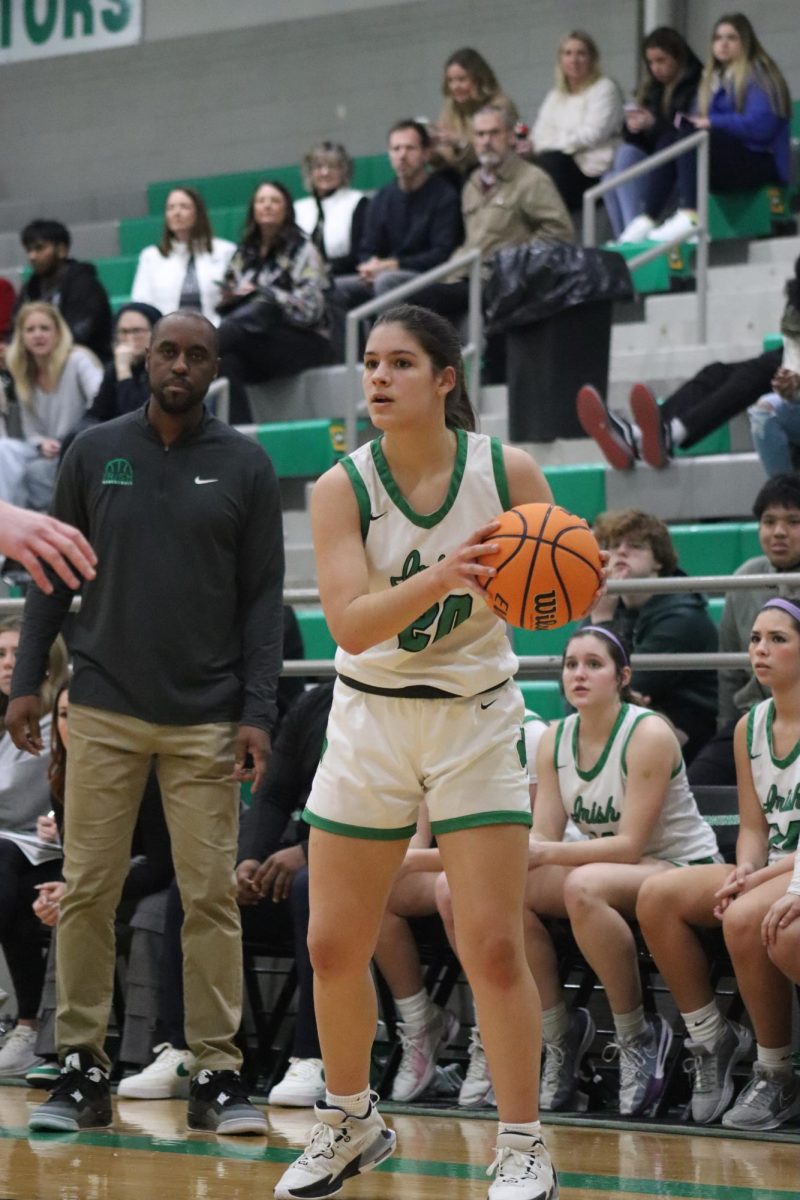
[543,464,606,524]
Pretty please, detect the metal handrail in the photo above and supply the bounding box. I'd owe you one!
[582,129,710,343]
[343,248,482,453]
[1,568,795,676]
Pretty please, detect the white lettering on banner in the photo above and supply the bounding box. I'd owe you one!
[0,0,140,62]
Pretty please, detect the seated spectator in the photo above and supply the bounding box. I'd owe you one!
[586,508,718,763]
[637,598,800,1130]
[647,14,791,244]
[524,628,720,1117]
[131,188,236,326]
[410,104,573,328]
[117,680,332,1107]
[520,30,623,213]
[217,181,333,398]
[749,256,800,476]
[429,47,518,179]
[577,328,787,471]
[604,27,702,241]
[0,619,68,1078]
[690,475,800,787]
[294,143,369,278]
[16,220,112,361]
[0,303,102,511]
[331,119,463,351]
[60,303,161,457]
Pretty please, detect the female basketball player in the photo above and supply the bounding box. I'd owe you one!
[637,598,800,1129]
[525,627,719,1118]
[274,304,560,1200]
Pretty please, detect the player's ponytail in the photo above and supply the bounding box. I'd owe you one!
[372,304,477,432]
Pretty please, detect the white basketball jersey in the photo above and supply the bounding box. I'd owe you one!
[553,703,719,862]
[747,699,800,862]
[335,429,518,695]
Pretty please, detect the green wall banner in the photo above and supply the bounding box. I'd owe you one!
[0,1,141,62]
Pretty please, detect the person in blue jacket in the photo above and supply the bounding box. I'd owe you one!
[647,12,790,245]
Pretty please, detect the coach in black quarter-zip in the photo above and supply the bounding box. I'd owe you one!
[7,311,283,1138]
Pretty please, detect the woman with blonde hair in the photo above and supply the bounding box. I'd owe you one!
[0,303,101,511]
[524,30,623,211]
[648,12,791,244]
[429,47,518,177]
[294,143,369,277]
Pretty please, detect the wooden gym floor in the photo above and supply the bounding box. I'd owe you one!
[0,1086,797,1199]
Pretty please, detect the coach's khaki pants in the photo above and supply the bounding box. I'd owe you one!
[57,704,242,1072]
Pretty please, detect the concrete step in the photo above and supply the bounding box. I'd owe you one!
[0,191,146,238]
[605,451,766,521]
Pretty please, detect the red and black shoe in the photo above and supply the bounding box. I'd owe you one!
[629,383,672,469]
[576,384,637,471]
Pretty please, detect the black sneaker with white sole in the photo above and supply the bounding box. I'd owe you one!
[187,1069,267,1135]
[28,1049,112,1132]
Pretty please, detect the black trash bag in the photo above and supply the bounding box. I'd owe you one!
[483,240,633,333]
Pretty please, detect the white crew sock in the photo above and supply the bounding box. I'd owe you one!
[498,1119,542,1140]
[541,1002,570,1043]
[325,1085,372,1116]
[682,1000,725,1048]
[613,1004,647,1043]
[669,417,687,447]
[757,1043,794,1075]
[395,987,437,1029]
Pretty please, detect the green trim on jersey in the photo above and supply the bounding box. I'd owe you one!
[302,807,417,841]
[371,428,468,528]
[619,710,680,777]
[573,702,629,782]
[490,437,510,512]
[340,455,372,541]
[747,703,757,759]
[553,718,565,771]
[766,698,800,769]
[431,810,532,835]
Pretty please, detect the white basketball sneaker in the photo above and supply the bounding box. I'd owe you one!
[487,1132,559,1200]
[117,1043,195,1099]
[274,1092,395,1199]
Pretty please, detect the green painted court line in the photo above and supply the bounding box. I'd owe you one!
[4,1125,797,1198]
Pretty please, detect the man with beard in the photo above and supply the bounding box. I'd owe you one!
[6,311,284,1137]
[410,104,574,324]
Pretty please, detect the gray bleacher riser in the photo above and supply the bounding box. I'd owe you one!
[285,543,317,588]
[246,364,352,423]
[0,220,122,277]
[0,191,146,239]
[477,412,507,440]
[605,453,767,521]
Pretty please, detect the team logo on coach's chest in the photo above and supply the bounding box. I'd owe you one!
[101,458,133,486]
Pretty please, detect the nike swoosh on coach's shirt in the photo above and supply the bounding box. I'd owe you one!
[194,477,218,485]
[369,512,387,521]
[480,699,497,709]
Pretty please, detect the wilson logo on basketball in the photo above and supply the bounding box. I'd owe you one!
[479,502,602,631]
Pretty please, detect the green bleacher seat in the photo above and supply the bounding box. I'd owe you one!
[514,621,580,659]
[708,185,791,240]
[763,332,784,352]
[670,521,759,576]
[296,608,336,659]
[91,255,138,296]
[602,242,671,294]
[543,464,606,524]
[256,418,370,477]
[517,680,564,720]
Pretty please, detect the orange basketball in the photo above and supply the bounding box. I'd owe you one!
[480,502,602,630]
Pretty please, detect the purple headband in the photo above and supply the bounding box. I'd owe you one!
[580,625,630,665]
[761,597,800,622]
